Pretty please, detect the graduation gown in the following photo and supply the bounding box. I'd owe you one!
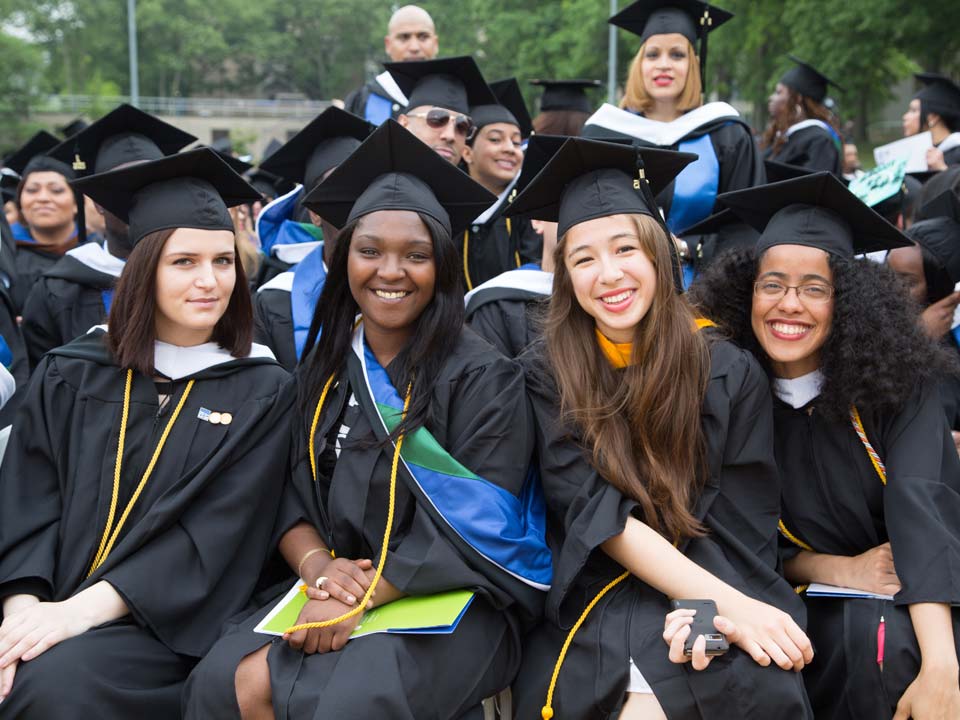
[464,267,552,358]
[938,334,960,431]
[184,326,544,719]
[773,382,960,720]
[764,120,842,176]
[12,243,66,313]
[0,330,292,719]
[461,201,542,292]
[343,72,408,125]
[513,335,813,720]
[583,103,765,234]
[254,272,297,370]
[938,133,960,168]
[21,243,123,368]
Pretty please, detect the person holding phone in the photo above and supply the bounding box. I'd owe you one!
[692,172,960,720]
[507,137,813,720]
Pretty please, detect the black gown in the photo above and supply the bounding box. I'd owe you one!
[21,244,122,368]
[464,267,552,358]
[939,335,960,431]
[773,383,960,720]
[461,211,541,292]
[764,124,841,175]
[12,243,65,313]
[253,273,297,371]
[513,335,813,720]
[184,327,541,719]
[0,330,292,719]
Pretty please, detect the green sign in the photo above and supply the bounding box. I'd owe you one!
[849,159,907,208]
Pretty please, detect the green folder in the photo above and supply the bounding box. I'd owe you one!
[254,582,475,639]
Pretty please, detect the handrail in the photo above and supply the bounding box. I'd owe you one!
[34,94,331,119]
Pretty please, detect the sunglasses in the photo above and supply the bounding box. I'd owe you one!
[407,108,476,138]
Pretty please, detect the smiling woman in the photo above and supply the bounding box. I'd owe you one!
[0,148,293,720]
[691,171,960,720]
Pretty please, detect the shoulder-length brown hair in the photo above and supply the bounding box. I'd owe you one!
[620,39,703,116]
[546,213,710,541]
[760,87,840,155]
[107,227,253,376]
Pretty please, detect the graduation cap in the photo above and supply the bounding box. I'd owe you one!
[608,1,734,89]
[48,103,197,176]
[907,191,960,284]
[262,138,283,161]
[679,208,760,265]
[718,172,910,258]
[530,79,601,114]
[71,147,262,246]
[209,149,253,176]
[245,170,295,202]
[470,78,533,139]
[259,107,375,192]
[764,159,813,184]
[0,170,20,204]
[780,56,842,104]
[913,73,960,118]
[504,136,696,236]
[58,118,88,139]
[2,130,61,176]
[384,56,497,115]
[514,134,569,197]
[303,119,495,236]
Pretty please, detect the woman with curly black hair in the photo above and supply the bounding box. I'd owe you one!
[690,172,960,720]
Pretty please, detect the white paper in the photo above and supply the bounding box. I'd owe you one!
[953,282,960,331]
[873,132,933,174]
[806,582,894,601]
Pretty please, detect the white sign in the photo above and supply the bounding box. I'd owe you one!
[873,132,933,173]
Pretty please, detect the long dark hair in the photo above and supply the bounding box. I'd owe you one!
[761,87,840,157]
[298,211,464,438]
[108,227,253,376]
[689,247,958,421]
[545,213,710,541]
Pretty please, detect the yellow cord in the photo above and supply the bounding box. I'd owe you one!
[850,406,886,485]
[285,378,412,635]
[308,374,336,483]
[777,519,814,552]
[463,230,473,291]
[541,571,630,720]
[88,371,194,576]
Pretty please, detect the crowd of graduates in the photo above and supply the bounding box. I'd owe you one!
[0,2,959,718]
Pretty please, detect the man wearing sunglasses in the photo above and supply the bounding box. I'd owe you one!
[386,56,498,167]
[343,5,439,125]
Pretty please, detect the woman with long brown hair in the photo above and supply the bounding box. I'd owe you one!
[506,137,813,720]
[0,149,292,719]
[761,56,843,175]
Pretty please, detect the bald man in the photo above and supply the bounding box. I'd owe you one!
[344,5,439,125]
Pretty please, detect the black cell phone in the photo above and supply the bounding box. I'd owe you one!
[669,599,729,657]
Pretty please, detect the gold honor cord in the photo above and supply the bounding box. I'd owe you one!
[463,218,516,292]
[285,377,412,635]
[88,370,195,576]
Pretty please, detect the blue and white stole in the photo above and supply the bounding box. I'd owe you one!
[350,323,553,591]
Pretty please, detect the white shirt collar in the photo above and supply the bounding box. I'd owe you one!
[66,242,126,278]
[772,369,824,409]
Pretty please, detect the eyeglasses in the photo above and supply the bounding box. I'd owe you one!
[406,109,476,139]
[753,280,835,304]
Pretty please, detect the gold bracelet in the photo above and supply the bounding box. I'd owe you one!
[297,547,332,579]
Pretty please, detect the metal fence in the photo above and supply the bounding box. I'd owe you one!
[36,95,330,119]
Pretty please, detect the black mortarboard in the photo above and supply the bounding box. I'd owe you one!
[246,170,295,202]
[780,56,842,104]
[471,78,533,139]
[907,191,960,283]
[48,103,197,176]
[914,73,960,118]
[71,148,261,246]
[718,172,910,258]
[262,138,283,160]
[514,134,569,197]
[259,107,375,192]
[679,208,760,266]
[384,56,496,115]
[210,149,253,176]
[504,136,696,237]
[211,136,233,155]
[609,0,733,86]
[764,159,813,184]
[1,170,20,204]
[530,79,601,114]
[3,131,61,176]
[58,118,88,139]
[303,120,495,236]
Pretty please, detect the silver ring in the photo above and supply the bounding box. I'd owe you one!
[315,576,328,589]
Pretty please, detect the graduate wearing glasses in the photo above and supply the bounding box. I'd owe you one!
[692,173,960,719]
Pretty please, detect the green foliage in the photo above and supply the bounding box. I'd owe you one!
[0,31,49,151]
[3,0,959,144]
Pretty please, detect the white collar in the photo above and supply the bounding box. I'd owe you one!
[772,369,824,409]
[66,242,126,278]
[785,119,832,137]
[374,71,409,106]
[472,174,520,225]
[938,132,960,154]
[257,270,295,293]
[464,268,554,306]
[273,240,323,264]
[584,102,740,147]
